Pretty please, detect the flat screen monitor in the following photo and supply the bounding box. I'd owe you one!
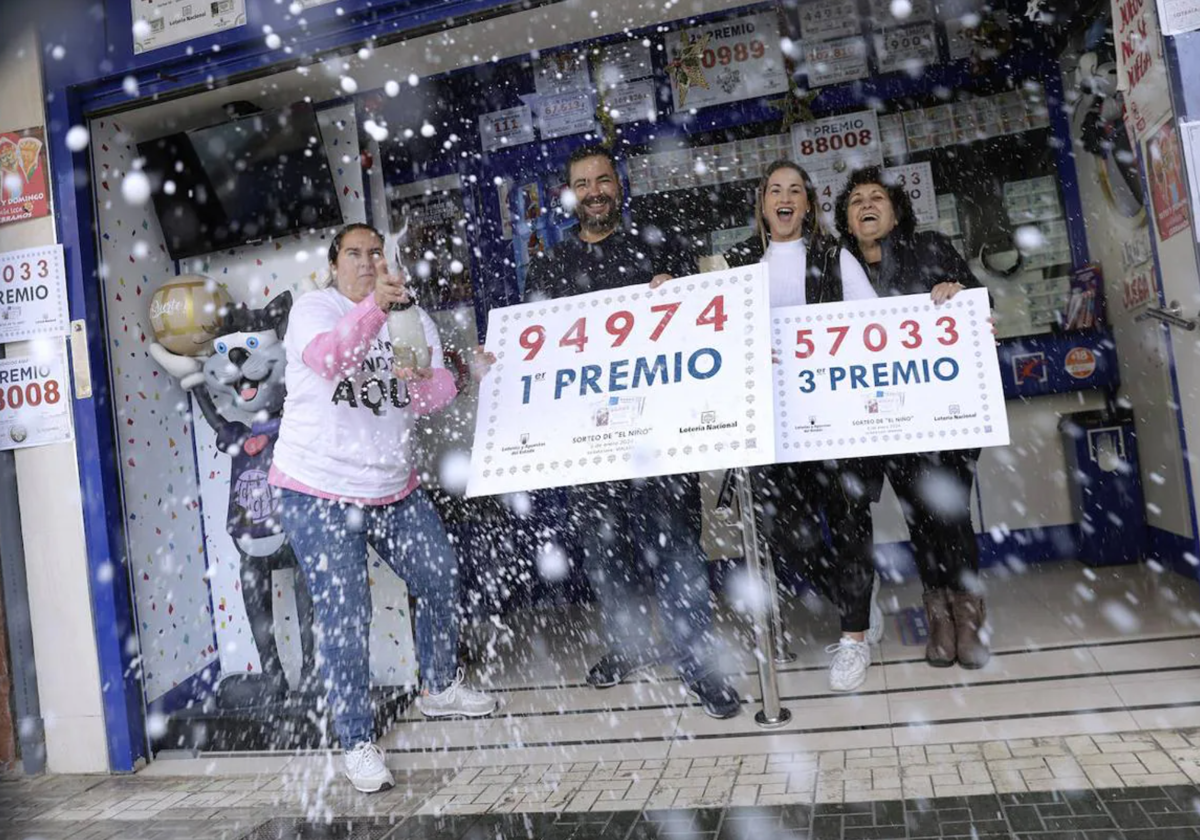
[137,102,344,260]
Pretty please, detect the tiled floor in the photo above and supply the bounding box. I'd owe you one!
[5,559,1200,838]
[6,775,1200,838]
[369,559,1200,768]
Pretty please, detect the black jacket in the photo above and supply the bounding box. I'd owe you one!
[723,232,847,305]
[523,226,696,302]
[860,229,984,298]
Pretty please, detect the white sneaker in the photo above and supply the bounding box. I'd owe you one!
[866,573,884,645]
[415,667,498,718]
[343,742,394,794]
[827,636,871,692]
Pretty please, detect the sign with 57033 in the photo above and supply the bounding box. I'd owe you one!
[773,288,1009,462]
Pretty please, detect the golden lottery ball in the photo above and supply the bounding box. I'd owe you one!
[148,275,232,357]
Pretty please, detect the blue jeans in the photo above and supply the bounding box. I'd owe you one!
[279,488,459,747]
[573,473,714,684]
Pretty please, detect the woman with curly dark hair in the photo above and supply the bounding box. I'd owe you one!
[835,167,991,670]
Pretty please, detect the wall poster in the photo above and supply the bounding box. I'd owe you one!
[595,40,654,88]
[534,51,591,96]
[665,12,788,111]
[0,126,49,226]
[605,81,657,125]
[0,245,69,342]
[796,0,862,41]
[132,0,247,53]
[1155,0,1200,35]
[537,91,596,139]
[479,105,536,152]
[873,23,939,74]
[869,0,935,24]
[0,341,73,451]
[1182,120,1200,243]
[804,36,870,87]
[792,110,884,222]
[884,162,937,225]
[1113,0,1172,142]
[1146,121,1192,241]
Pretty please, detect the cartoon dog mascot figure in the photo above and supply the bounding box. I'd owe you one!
[150,290,316,709]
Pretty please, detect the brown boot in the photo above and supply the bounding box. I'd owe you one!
[923,589,956,667]
[951,591,990,669]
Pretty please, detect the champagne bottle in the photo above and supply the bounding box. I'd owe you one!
[387,299,431,370]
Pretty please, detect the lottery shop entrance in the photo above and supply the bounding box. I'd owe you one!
[68,0,1200,765]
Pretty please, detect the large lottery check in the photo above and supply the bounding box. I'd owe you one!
[773,288,1008,461]
[467,266,775,496]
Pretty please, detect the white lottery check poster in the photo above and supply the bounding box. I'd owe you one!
[132,0,246,53]
[773,289,1008,462]
[0,244,69,343]
[0,340,73,451]
[468,267,776,496]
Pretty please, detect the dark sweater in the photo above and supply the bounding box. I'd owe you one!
[523,226,696,302]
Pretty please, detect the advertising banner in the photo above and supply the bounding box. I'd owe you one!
[0,126,50,226]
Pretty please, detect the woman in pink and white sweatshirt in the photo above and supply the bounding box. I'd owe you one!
[271,223,495,794]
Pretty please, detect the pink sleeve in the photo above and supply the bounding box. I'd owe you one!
[301,296,388,380]
[407,367,457,416]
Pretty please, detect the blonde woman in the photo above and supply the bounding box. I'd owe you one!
[723,160,884,693]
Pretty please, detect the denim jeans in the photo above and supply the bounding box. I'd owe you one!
[279,487,459,747]
[573,473,714,684]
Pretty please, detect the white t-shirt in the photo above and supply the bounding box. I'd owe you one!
[272,287,445,498]
[763,238,877,305]
[765,239,809,308]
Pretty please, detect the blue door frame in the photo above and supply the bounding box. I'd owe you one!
[40,0,1200,772]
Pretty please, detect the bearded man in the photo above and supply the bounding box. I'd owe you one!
[522,145,740,720]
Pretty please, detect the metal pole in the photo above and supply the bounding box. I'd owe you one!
[734,468,791,729]
[764,537,798,666]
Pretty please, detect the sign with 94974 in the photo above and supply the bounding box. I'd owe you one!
[773,288,1008,462]
[468,266,776,496]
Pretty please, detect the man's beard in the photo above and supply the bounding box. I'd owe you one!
[577,194,622,234]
